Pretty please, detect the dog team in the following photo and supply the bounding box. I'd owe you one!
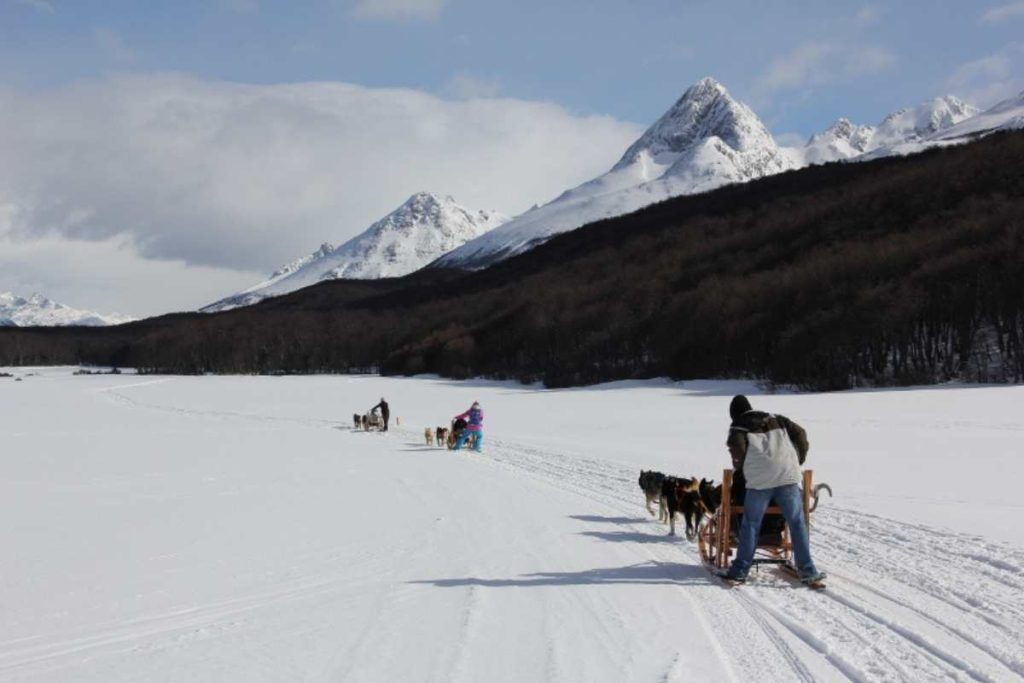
[423,401,485,452]
[351,396,485,452]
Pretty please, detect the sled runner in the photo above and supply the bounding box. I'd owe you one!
[699,469,816,571]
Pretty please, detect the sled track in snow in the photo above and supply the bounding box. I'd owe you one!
[99,382,1024,682]
[479,434,1024,683]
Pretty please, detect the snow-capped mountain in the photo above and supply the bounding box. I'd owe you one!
[927,91,1024,140]
[204,193,507,312]
[436,78,797,269]
[855,92,1023,161]
[872,95,979,146]
[201,83,1021,306]
[801,118,876,165]
[0,292,134,327]
[797,96,979,165]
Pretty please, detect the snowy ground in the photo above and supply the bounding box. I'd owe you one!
[2,369,1023,682]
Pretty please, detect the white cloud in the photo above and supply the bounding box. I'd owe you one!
[759,43,896,94]
[443,72,502,99]
[350,0,448,21]
[0,74,642,314]
[0,235,262,317]
[93,28,136,63]
[774,132,808,148]
[14,0,54,14]
[980,2,1024,23]
[946,44,1024,106]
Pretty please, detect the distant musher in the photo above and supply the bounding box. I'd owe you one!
[452,401,484,452]
[718,395,825,586]
[371,397,390,431]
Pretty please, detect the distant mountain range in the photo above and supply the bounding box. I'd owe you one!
[0,292,133,327]
[883,90,1024,152]
[205,79,1024,310]
[437,83,1018,271]
[204,193,506,312]
[796,95,980,165]
[7,129,1022,389]
[435,78,797,269]
[9,78,1022,325]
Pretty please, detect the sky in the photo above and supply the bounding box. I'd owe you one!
[0,0,1022,316]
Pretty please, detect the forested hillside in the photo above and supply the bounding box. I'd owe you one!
[2,131,1022,389]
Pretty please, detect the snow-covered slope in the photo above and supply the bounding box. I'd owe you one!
[3,370,1023,681]
[204,86,1019,296]
[871,95,979,147]
[435,78,797,269]
[861,91,1023,160]
[0,292,133,327]
[801,118,876,165]
[931,90,1024,140]
[204,193,506,312]
[797,96,979,165]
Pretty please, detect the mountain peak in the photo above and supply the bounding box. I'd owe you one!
[203,194,508,311]
[437,78,796,270]
[825,118,855,136]
[612,77,781,172]
[689,76,728,97]
[389,192,458,222]
[802,118,876,164]
[400,191,448,209]
[0,291,133,326]
[872,95,980,147]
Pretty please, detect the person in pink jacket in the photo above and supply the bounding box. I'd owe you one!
[453,401,484,452]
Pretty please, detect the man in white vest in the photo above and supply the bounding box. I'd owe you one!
[719,395,825,585]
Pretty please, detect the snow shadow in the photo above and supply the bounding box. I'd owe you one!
[568,514,649,524]
[579,530,683,545]
[410,561,711,588]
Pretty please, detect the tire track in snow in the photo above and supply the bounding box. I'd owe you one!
[476,438,825,683]
[446,586,484,683]
[821,589,999,683]
[474,434,1024,683]
[98,380,342,430]
[828,570,1024,678]
[0,571,372,673]
[750,571,989,683]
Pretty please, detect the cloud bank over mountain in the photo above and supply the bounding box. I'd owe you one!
[0,74,641,315]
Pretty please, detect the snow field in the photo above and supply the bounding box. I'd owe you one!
[1,370,1023,682]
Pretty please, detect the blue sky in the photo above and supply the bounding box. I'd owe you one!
[0,0,1022,315]
[3,0,1021,133]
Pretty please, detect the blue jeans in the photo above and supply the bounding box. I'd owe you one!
[455,430,483,451]
[729,483,819,579]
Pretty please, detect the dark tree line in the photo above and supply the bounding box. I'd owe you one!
[2,130,1022,390]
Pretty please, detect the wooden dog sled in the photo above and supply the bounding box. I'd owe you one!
[699,469,815,570]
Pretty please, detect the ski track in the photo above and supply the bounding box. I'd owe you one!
[477,433,1024,682]
[88,380,1024,683]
